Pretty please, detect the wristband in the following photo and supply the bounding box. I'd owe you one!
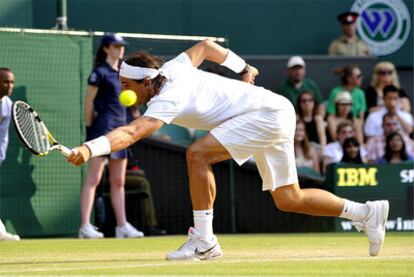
[220,49,247,74]
[83,136,111,157]
[238,64,250,76]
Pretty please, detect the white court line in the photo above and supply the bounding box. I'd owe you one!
[0,255,412,274]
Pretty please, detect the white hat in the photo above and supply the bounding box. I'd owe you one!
[287,56,305,68]
[335,91,353,104]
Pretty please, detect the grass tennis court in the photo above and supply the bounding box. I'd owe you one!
[0,233,412,276]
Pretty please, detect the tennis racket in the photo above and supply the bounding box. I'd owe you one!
[12,100,72,157]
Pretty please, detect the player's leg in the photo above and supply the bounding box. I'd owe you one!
[271,184,344,216]
[108,158,144,238]
[186,134,232,210]
[79,157,106,238]
[271,183,388,256]
[166,133,231,261]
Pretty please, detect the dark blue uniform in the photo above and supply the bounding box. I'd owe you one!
[87,62,127,159]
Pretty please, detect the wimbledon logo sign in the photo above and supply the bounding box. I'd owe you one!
[351,0,411,56]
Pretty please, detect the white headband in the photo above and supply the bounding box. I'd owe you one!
[119,61,159,80]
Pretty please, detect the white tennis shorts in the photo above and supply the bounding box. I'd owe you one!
[211,104,298,191]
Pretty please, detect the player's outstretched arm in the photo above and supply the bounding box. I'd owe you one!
[67,116,164,166]
[185,39,259,84]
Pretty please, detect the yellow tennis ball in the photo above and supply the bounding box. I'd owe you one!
[119,90,137,107]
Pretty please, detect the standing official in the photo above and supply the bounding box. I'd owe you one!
[329,12,371,57]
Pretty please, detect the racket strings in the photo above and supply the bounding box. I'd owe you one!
[15,104,50,154]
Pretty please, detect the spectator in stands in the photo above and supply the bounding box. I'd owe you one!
[366,113,413,163]
[327,91,363,145]
[341,137,365,164]
[277,56,324,113]
[0,67,20,241]
[365,62,411,114]
[327,65,366,119]
[322,121,366,173]
[376,132,414,164]
[294,119,320,173]
[296,91,326,151]
[364,85,413,139]
[328,11,370,56]
[79,33,144,239]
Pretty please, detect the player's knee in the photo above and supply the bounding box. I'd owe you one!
[272,186,303,212]
[186,144,208,165]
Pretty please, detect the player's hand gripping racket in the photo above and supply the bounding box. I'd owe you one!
[12,100,72,157]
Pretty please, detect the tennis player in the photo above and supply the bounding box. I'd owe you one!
[68,39,389,259]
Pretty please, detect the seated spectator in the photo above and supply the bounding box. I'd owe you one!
[366,113,414,163]
[322,121,367,174]
[341,137,366,164]
[327,91,363,145]
[125,163,167,236]
[294,119,320,174]
[365,61,411,114]
[376,132,414,164]
[277,56,324,114]
[327,65,366,119]
[296,91,326,151]
[364,85,413,138]
[328,11,370,57]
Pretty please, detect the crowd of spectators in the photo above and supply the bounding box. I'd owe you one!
[277,55,413,176]
[274,10,413,176]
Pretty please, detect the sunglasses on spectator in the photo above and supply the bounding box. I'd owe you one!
[300,98,314,103]
[354,74,363,79]
[377,70,393,76]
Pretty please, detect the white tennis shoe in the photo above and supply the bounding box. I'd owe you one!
[166,227,200,261]
[0,231,20,241]
[166,227,223,261]
[353,200,389,256]
[194,235,223,260]
[79,224,104,239]
[115,222,144,238]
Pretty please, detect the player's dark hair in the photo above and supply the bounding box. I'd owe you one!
[124,52,167,93]
[341,137,363,164]
[384,132,408,162]
[0,67,12,72]
[334,65,359,85]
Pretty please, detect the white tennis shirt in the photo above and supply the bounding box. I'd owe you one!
[144,53,286,130]
[0,95,12,165]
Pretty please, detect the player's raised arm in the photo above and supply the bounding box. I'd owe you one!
[68,116,163,166]
[185,39,259,84]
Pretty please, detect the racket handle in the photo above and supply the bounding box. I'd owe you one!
[59,145,72,157]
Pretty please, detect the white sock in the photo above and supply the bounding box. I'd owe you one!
[0,219,6,233]
[340,199,369,222]
[193,210,214,242]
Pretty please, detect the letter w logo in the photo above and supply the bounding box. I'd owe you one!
[361,8,396,38]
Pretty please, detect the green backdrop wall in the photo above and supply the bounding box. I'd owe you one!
[0,0,412,67]
[0,31,91,237]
